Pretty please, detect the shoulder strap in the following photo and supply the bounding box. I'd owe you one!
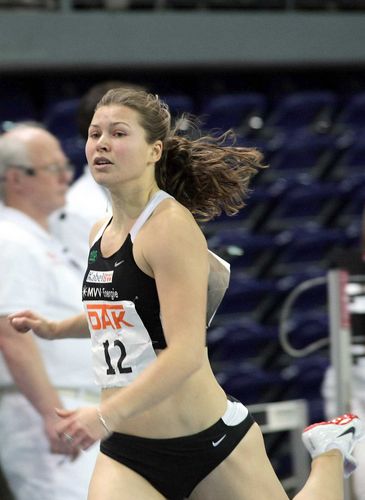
[130,190,174,242]
[90,217,112,247]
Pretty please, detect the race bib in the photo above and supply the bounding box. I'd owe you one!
[84,300,157,388]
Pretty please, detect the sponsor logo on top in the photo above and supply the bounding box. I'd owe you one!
[86,270,114,284]
[86,303,134,330]
[89,249,98,263]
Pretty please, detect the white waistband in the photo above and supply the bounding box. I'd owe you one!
[222,399,249,426]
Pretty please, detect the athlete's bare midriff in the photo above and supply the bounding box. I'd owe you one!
[100,348,227,439]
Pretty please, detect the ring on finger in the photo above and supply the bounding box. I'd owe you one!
[63,432,73,442]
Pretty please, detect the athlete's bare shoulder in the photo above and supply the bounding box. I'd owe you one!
[153,197,197,226]
[140,197,207,260]
[88,216,111,247]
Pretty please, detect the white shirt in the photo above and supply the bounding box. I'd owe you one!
[50,167,111,272]
[67,167,110,223]
[0,206,95,390]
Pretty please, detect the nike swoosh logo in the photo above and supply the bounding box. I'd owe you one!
[338,427,355,438]
[212,434,227,447]
[114,260,125,268]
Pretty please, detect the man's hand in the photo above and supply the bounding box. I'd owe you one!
[44,411,80,459]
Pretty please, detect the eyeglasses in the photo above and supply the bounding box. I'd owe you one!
[12,163,75,177]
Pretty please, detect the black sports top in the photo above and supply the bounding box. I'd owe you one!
[82,190,230,388]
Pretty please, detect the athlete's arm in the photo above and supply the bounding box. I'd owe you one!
[8,310,89,340]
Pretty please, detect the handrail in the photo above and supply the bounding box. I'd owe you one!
[279,276,328,358]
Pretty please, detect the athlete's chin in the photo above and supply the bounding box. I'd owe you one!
[90,169,113,185]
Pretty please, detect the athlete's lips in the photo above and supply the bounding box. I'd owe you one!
[93,156,113,166]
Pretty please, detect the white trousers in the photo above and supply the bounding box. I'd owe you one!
[0,391,100,500]
[322,365,365,500]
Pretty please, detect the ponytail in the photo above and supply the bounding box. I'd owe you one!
[156,130,267,222]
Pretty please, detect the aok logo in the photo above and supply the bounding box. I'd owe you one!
[86,303,134,331]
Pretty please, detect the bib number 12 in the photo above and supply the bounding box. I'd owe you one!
[103,339,132,375]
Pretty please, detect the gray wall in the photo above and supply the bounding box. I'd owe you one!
[1,10,365,71]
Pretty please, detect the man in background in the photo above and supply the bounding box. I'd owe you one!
[0,124,99,500]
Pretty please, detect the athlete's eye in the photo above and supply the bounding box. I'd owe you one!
[88,131,100,139]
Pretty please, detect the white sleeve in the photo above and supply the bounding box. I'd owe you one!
[0,239,47,316]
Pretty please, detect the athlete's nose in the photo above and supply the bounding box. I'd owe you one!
[96,134,110,152]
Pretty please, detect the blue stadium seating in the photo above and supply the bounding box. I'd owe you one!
[199,92,267,133]
[43,98,86,175]
[262,90,337,135]
[216,362,284,405]
[207,228,277,276]
[270,226,349,276]
[43,98,80,140]
[256,132,336,185]
[208,319,278,364]
[334,91,365,132]
[281,310,329,350]
[263,180,347,231]
[0,88,37,123]
[160,93,195,118]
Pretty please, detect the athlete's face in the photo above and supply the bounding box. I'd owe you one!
[86,105,162,188]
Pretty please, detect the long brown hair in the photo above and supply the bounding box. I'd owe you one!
[97,88,267,221]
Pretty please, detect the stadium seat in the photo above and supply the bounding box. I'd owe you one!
[330,138,365,179]
[43,97,80,141]
[270,226,348,277]
[61,137,87,179]
[262,90,337,135]
[199,92,266,132]
[281,356,330,401]
[334,91,365,132]
[208,319,278,365]
[335,180,365,228]
[203,175,285,233]
[0,89,37,124]
[43,98,86,175]
[218,274,278,321]
[207,228,278,277]
[282,311,329,350]
[160,93,194,118]
[217,363,284,405]
[256,132,335,185]
[275,270,328,314]
[263,180,346,231]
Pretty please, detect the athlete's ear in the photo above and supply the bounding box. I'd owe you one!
[151,140,163,163]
